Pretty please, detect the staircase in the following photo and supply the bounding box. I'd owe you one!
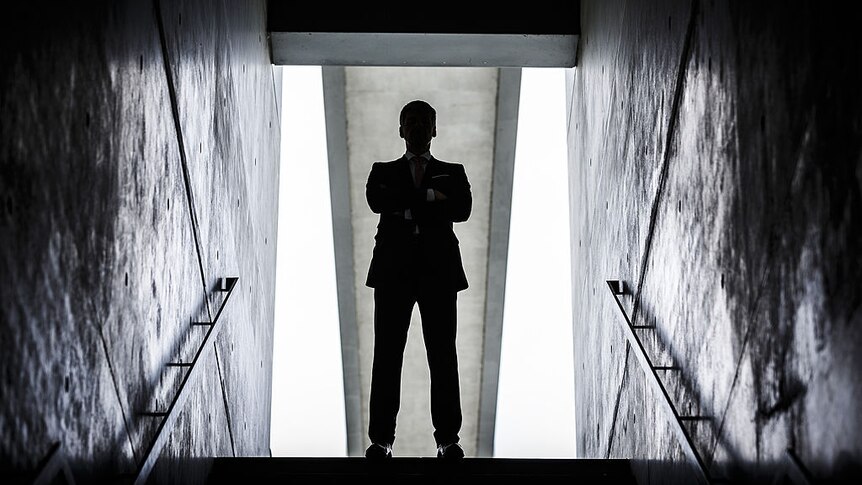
[206,457,636,484]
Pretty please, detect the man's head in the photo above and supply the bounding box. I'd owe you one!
[399,100,436,153]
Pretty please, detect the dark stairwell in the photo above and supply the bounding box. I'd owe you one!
[2,1,861,484]
[205,457,637,484]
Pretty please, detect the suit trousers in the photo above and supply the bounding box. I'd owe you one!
[368,280,462,447]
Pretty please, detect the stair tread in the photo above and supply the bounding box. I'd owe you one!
[207,457,636,484]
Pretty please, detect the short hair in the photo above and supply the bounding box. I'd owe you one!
[400,100,436,126]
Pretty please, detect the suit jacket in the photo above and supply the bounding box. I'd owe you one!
[365,155,472,292]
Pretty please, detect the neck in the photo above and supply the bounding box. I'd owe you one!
[406,143,430,155]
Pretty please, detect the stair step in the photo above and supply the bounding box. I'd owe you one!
[207,457,636,484]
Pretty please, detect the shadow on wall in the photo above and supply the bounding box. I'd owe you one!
[630,449,836,485]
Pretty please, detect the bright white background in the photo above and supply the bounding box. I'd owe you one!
[270,66,573,458]
[493,68,574,457]
[270,66,347,456]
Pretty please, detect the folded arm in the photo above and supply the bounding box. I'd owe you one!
[366,162,472,223]
[427,165,472,223]
[366,162,425,214]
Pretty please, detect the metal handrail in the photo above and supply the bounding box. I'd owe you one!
[606,280,713,484]
[777,448,814,485]
[31,442,75,485]
[133,276,239,484]
[607,281,821,485]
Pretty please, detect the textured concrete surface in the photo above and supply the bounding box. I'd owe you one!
[569,0,862,482]
[342,67,498,457]
[6,0,861,482]
[271,32,578,67]
[0,0,279,482]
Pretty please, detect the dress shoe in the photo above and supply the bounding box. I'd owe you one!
[365,442,392,458]
[436,442,464,459]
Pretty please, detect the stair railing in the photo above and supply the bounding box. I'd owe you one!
[31,442,75,485]
[777,448,814,485]
[607,281,818,485]
[21,278,238,485]
[606,280,714,484]
[132,276,239,485]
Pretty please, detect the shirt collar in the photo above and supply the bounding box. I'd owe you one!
[405,150,432,162]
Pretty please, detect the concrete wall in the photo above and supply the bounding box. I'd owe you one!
[341,68,498,456]
[0,1,279,482]
[569,0,862,482]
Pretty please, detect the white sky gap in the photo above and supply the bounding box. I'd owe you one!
[270,66,347,457]
[493,68,575,458]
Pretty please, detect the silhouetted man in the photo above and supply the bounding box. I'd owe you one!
[364,100,471,460]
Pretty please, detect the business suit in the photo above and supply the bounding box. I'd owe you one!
[365,153,472,449]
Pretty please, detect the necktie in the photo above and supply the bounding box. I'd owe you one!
[412,157,425,188]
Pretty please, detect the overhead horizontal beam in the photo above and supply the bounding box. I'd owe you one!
[270,33,578,67]
[267,1,580,35]
[267,0,580,67]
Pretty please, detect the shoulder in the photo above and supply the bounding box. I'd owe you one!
[431,158,465,172]
[369,158,404,174]
[371,158,404,169]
